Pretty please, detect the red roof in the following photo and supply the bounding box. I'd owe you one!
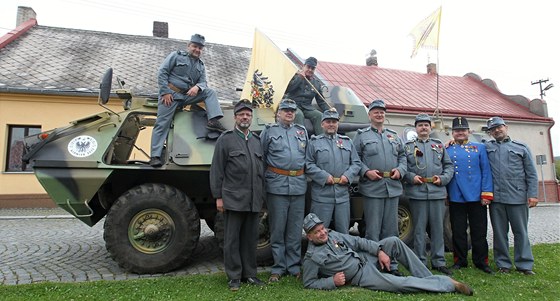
[318,61,550,122]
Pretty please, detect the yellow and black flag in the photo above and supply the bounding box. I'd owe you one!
[241,29,298,111]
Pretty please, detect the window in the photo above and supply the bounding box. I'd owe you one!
[6,125,41,172]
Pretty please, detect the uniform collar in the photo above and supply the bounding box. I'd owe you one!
[371,127,385,133]
[454,139,470,146]
[235,127,251,139]
[497,136,511,143]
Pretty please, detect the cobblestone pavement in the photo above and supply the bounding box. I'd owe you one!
[1,205,558,285]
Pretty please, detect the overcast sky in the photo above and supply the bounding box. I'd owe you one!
[1,0,558,155]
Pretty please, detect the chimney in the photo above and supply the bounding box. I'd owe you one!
[16,6,36,27]
[427,63,437,75]
[366,49,378,66]
[153,21,168,38]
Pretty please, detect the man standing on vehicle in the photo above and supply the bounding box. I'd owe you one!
[283,57,331,135]
[260,98,308,282]
[446,117,494,274]
[353,99,407,276]
[305,108,361,233]
[210,99,266,291]
[403,113,454,275]
[150,33,226,167]
[485,117,538,275]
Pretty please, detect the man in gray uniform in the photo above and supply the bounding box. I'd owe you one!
[305,108,361,233]
[485,117,539,275]
[302,213,473,296]
[353,99,407,275]
[403,113,454,275]
[283,57,331,135]
[150,33,226,167]
[210,100,266,291]
[260,98,308,282]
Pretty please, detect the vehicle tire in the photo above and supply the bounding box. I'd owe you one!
[103,183,200,274]
[214,210,273,266]
[398,197,414,247]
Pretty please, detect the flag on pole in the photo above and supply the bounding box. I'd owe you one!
[241,28,298,110]
[409,6,442,58]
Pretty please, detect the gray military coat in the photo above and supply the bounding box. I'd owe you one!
[403,138,454,200]
[353,127,407,198]
[306,134,361,203]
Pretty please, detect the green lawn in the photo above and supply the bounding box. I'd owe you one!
[1,243,559,301]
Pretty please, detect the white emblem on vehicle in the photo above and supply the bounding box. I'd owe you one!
[68,135,98,158]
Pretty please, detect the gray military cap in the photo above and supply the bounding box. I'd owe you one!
[190,33,205,46]
[278,98,298,110]
[415,113,432,126]
[368,99,386,111]
[321,108,340,121]
[487,116,506,130]
[304,57,318,67]
[303,213,324,233]
[234,99,253,114]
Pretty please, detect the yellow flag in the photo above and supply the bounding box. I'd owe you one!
[409,6,442,58]
[241,28,298,110]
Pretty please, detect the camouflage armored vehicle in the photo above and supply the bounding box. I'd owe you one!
[23,68,467,273]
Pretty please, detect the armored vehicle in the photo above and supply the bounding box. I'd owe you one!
[23,68,462,274]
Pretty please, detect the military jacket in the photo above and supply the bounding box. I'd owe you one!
[305,134,361,203]
[403,138,454,200]
[158,50,208,98]
[260,122,308,195]
[283,73,330,112]
[209,129,265,212]
[303,230,381,290]
[353,127,407,198]
[485,137,538,204]
[446,141,493,203]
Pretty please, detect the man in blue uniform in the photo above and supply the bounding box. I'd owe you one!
[403,114,454,275]
[302,213,473,296]
[305,108,361,233]
[260,98,308,282]
[353,99,407,275]
[485,117,538,275]
[446,117,494,274]
[283,57,331,135]
[150,33,226,167]
[210,100,266,291]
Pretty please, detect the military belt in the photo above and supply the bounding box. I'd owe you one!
[420,176,436,183]
[375,171,391,178]
[268,166,304,177]
[168,83,190,94]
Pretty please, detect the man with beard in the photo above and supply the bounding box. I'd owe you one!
[210,99,266,291]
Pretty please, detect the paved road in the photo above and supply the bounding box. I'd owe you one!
[1,205,559,285]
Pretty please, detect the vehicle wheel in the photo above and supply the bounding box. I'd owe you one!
[398,197,414,247]
[103,183,200,274]
[214,211,273,266]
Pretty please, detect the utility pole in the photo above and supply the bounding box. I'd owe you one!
[531,78,554,99]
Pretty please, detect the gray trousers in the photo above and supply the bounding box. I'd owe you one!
[409,199,446,268]
[294,108,323,135]
[310,201,350,234]
[223,210,259,280]
[352,237,455,293]
[363,196,399,270]
[150,88,222,157]
[266,193,305,276]
[490,202,534,271]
